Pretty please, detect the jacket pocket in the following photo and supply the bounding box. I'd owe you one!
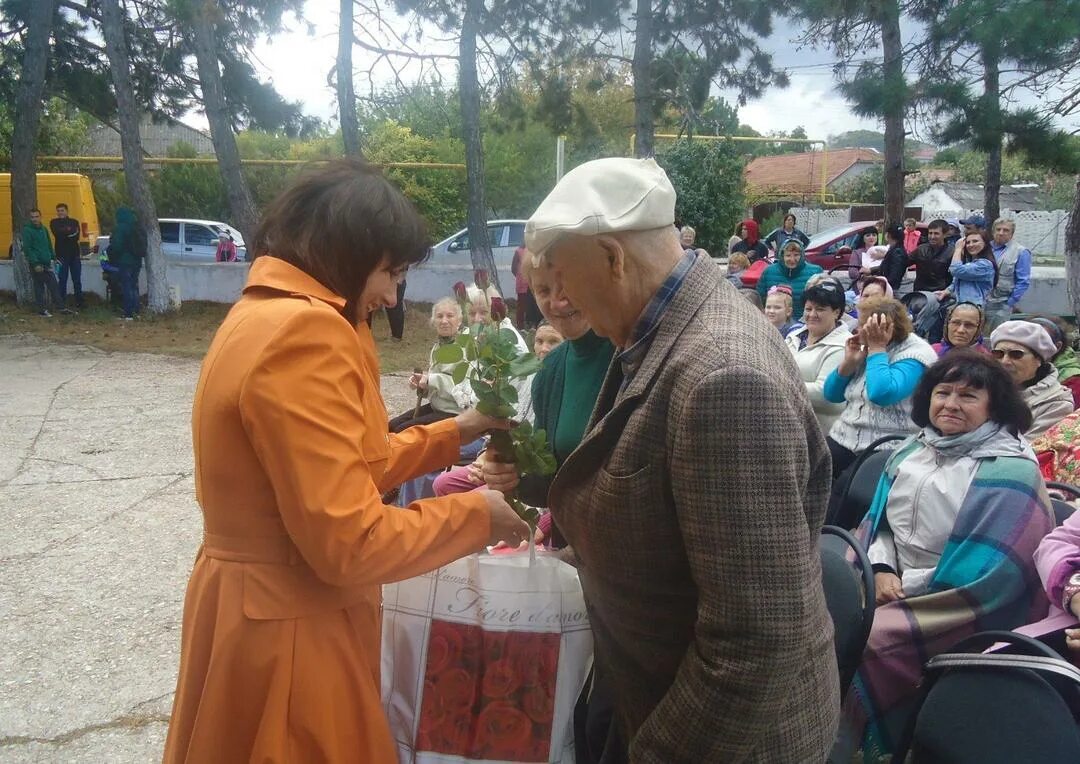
[242,564,375,620]
[594,462,654,493]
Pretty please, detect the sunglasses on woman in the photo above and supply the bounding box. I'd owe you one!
[992,348,1032,361]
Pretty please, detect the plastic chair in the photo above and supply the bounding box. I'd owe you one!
[891,631,1080,764]
[1048,482,1079,526]
[829,434,906,529]
[819,525,876,702]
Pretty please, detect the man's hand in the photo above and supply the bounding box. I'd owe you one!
[481,452,520,493]
[875,572,905,605]
[465,455,486,485]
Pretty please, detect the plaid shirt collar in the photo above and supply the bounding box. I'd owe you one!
[617,250,695,383]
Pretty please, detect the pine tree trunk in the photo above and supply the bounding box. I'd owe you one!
[982,48,1002,224]
[459,0,499,292]
[191,0,259,246]
[1066,176,1080,320]
[880,0,905,228]
[101,0,171,313]
[632,0,654,158]
[9,0,58,307]
[337,0,362,157]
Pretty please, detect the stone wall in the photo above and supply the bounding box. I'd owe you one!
[0,259,514,307]
[0,260,247,305]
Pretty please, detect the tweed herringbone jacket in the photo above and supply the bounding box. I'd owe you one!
[549,253,840,762]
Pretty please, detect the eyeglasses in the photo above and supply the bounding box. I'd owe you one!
[992,348,1032,361]
[948,320,980,331]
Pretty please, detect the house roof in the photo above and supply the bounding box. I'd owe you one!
[923,181,1044,211]
[745,148,884,194]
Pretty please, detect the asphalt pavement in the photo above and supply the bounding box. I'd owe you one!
[0,335,416,762]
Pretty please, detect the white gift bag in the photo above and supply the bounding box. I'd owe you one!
[381,551,593,764]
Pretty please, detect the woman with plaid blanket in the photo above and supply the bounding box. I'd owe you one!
[838,349,1054,761]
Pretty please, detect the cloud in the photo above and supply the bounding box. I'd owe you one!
[725,73,882,139]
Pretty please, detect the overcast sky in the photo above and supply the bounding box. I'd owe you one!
[239,4,1077,145]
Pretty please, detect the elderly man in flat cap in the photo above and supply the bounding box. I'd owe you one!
[513,158,839,761]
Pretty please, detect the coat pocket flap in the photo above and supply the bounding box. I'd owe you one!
[242,564,374,620]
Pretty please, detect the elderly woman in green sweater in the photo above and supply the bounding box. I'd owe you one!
[483,253,615,547]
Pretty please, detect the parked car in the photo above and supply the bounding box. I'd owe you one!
[159,218,246,262]
[92,218,246,263]
[803,220,928,271]
[428,220,526,270]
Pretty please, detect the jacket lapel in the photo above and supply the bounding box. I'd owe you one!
[553,253,719,489]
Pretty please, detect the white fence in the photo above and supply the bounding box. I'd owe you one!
[789,207,1071,258]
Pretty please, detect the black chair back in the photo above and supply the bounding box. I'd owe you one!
[830,434,906,530]
[819,525,876,702]
[892,631,1080,763]
[1048,482,1079,527]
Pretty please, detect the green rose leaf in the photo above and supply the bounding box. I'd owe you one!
[508,354,541,378]
[498,328,520,345]
[477,400,516,418]
[450,362,469,385]
[432,344,463,364]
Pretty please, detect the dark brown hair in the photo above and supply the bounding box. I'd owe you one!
[251,158,430,321]
[911,349,1033,435]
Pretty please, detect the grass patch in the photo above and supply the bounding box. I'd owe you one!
[0,291,440,373]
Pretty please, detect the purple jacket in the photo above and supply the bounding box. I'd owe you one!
[1034,508,1080,617]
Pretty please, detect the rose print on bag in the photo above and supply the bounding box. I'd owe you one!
[416,620,560,761]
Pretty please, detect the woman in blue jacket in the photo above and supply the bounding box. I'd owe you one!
[936,231,997,306]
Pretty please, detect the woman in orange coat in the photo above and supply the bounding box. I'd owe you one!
[163,160,529,763]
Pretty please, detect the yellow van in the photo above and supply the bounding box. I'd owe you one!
[0,173,100,258]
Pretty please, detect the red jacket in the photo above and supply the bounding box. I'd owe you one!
[903,228,921,254]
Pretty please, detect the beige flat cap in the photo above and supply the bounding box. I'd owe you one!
[525,157,677,257]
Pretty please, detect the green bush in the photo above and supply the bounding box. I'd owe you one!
[655,139,746,255]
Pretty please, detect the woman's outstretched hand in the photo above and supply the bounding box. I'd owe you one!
[478,489,530,548]
[453,408,514,444]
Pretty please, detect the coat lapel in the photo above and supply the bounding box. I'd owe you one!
[553,253,720,489]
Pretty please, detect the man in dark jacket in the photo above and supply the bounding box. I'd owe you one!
[23,209,69,317]
[50,203,84,309]
[876,224,909,292]
[910,218,953,292]
[110,207,142,319]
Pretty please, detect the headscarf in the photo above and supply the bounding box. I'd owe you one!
[858,275,894,299]
[740,219,760,246]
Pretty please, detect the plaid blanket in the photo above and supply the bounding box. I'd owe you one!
[841,441,1054,761]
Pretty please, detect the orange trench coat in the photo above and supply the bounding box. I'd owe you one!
[163,257,491,763]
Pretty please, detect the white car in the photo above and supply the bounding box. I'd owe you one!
[429,220,526,270]
[158,218,246,262]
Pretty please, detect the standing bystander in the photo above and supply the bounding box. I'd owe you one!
[50,203,84,309]
[984,218,1032,330]
[23,209,68,317]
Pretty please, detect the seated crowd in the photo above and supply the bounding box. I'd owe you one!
[387,216,1079,763]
